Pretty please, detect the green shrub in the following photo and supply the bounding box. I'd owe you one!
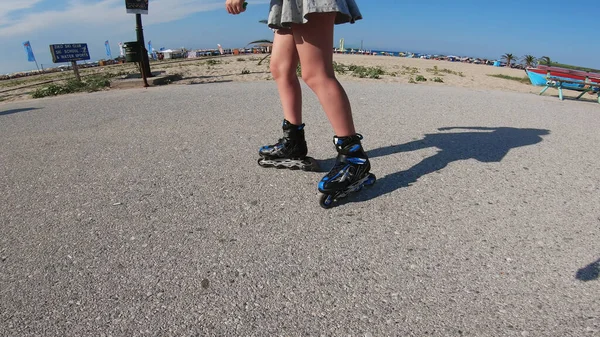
[402,66,420,75]
[31,75,111,98]
[349,65,385,79]
[83,77,110,91]
[426,67,466,77]
[332,61,346,74]
[487,74,531,84]
[426,65,440,75]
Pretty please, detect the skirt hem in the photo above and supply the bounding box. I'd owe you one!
[267,1,362,30]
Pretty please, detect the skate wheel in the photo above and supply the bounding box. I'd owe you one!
[257,158,269,168]
[365,173,376,186]
[319,194,334,209]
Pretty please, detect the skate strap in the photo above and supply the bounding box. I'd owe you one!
[334,134,364,147]
[337,154,367,165]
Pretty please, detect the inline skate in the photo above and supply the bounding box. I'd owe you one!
[318,134,376,208]
[257,119,319,171]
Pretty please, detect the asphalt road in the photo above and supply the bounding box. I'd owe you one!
[1,81,599,336]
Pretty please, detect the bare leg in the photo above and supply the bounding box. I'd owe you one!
[291,13,356,136]
[270,29,302,125]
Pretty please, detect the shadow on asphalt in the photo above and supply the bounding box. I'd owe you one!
[544,93,600,104]
[576,259,600,281]
[182,71,269,83]
[334,126,551,206]
[0,107,40,116]
[186,79,234,85]
[121,71,166,79]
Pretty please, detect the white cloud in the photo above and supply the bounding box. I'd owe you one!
[0,0,236,38]
[0,0,44,22]
[0,0,44,14]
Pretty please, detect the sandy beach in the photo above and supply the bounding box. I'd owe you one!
[2,53,598,104]
[145,53,596,99]
[149,53,540,94]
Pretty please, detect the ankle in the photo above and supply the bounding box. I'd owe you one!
[333,134,367,157]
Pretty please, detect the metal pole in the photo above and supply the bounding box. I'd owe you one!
[71,61,81,82]
[139,58,149,88]
[136,14,152,78]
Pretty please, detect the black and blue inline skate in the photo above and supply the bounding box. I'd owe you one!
[318,134,376,209]
[257,119,319,171]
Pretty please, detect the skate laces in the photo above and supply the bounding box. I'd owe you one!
[325,158,351,180]
[271,138,286,149]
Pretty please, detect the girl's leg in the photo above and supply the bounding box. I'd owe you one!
[291,13,356,137]
[291,13,372,201]
[270,29,302,125]
[258,30,313,171]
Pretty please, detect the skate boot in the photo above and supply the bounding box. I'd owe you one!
[318,134,376,208]
[257,119,319,171]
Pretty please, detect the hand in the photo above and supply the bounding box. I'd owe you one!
[226,0,246,14]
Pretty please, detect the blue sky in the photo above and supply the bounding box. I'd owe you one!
[1,0,596,74]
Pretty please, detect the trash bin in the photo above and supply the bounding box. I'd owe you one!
[123,41,141,62]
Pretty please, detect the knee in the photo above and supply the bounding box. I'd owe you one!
[270,58,297,81]
[301,68,334,90]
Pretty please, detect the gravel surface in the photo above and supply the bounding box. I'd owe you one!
[1,82,599,336]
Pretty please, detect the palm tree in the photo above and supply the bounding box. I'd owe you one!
[539,56,552,66]
[502,53,515,68]
[247,20,273,65]
[522,55,537,68]
[247,39,273,45]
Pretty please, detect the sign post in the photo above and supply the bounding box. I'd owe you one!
[125,0,152,83]
[71,61,81,81]
[49,43,91,81]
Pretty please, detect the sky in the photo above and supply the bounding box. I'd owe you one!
[1,0,597,74]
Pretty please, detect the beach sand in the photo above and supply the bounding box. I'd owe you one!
[1,53,597,103]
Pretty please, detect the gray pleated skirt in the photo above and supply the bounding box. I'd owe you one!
[267,0,362,29]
